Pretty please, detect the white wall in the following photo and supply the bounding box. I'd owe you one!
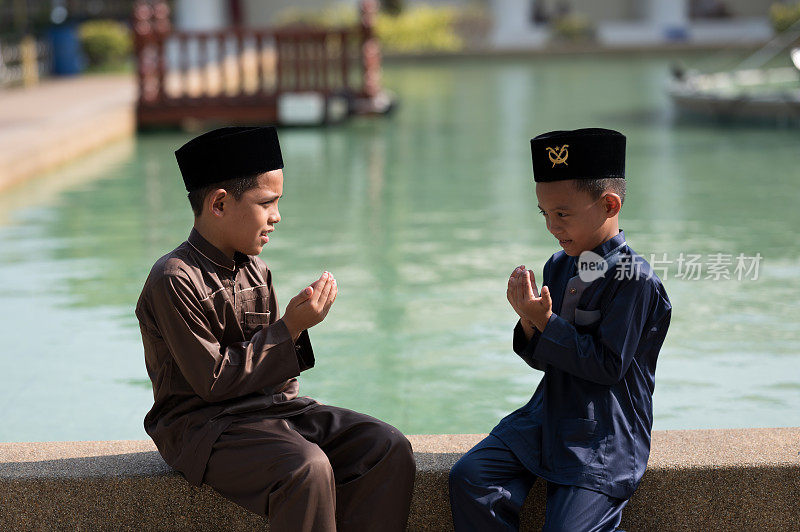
[489,0,551,49]
[645,0,688,27]
[174,0,229,30]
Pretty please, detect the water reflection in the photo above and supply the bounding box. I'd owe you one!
[0,53,798,442]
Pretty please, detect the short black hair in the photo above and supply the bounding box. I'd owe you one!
[573,178,626,206]
[187,173,261,217]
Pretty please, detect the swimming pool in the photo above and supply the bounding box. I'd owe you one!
[1,52,798,442]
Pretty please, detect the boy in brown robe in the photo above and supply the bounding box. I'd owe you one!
[135,126,415,531]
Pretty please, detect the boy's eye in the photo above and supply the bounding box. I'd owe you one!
[557,212,568,218]
[538,209,546,215]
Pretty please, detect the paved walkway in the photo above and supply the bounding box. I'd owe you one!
[0,74,136,191]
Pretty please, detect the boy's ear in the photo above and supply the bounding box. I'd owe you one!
[207,189,228,218]
[602,193,622,218]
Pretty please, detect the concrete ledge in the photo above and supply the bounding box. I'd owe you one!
[0,75,135,192]
[1,428,798,530]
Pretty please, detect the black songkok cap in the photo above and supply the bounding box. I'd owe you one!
[175,126,284,191]
[530,128,625,183]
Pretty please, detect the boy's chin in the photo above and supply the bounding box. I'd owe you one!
[563,246,592,257]
[558,241,579,256]
[240,243,265,256]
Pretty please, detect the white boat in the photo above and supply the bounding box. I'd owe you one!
[668,22,800,124]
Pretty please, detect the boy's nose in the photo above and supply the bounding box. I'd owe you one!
[549,224,565,238]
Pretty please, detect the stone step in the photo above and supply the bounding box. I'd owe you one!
[1,428,798,530]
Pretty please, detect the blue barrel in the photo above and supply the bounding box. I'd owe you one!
[663,25,689,42]
[48,24,86,75]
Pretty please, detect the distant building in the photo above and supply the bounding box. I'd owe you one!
[173,0,776,49]
[491,0,775,49]
[173,0,359,30]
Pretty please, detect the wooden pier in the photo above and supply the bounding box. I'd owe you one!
[133,0,390,129]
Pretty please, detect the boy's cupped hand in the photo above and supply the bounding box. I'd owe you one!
[282,271,338,340]
[507,265,552,334]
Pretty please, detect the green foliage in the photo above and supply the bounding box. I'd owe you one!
[78,20,131,68]
[273,4,357,28]
[770,2,800,32]
[274,3,463,53]
[552,13,596,42]
[376,6,463,52]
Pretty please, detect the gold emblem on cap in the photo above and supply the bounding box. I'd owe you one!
[546,145,569,167]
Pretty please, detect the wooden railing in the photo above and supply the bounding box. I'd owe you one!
[133,0,383,128]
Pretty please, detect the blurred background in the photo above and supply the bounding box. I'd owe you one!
[0,0,799,443]
[3,0,799,83]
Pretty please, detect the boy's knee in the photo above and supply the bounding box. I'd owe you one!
[449,454,479,492]
[387,428,414,461]
[375,424,416,481]
[362,421,414,465]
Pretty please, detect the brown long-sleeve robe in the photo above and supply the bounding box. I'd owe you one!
[135,228,318,486]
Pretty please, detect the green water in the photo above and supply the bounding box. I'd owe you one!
[1,53,799,442]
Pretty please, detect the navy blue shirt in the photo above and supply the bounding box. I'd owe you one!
[491,230,672,500]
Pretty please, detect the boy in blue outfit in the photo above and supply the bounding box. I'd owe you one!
[449,128,672,531]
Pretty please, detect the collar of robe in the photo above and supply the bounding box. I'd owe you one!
[187,227,251,272]
[570,229,627,277]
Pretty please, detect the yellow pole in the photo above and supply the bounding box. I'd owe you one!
[21,35,39,87]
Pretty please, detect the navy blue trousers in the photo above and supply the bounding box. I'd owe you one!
[449,435,627,532]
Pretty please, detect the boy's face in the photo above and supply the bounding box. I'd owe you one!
[218,169,283,257]
[535,180,617,257]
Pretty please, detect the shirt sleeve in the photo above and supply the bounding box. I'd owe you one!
[264,268,315,371]
[532,278,655,385]
[147,271,311,403]
[512,258,551,372]
[513,320,546,371]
